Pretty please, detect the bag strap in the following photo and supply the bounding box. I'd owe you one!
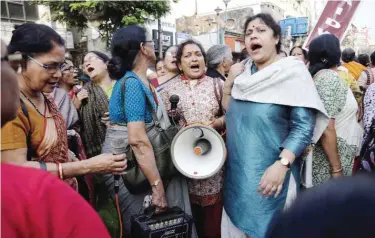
[368,69,375,85]
[213,77,224,116]
[364,70,371,86]
[20,99,33,161]
[120,76,161,127]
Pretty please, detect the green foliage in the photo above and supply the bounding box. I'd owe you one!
[32,0,174,46]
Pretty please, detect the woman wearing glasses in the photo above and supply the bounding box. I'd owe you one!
[1,23,126,191]
[79,51,115,159]
[150,45,179,89]
[59,60,82,108]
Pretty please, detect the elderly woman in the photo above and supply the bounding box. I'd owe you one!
[206,45,233,81]
[101,26,195,236]
[308,34,363,184]
[159,39,226,238]
[45,60,80,130]
[58,59,83,109]
[221,14,328,238]
[1,23,126,190]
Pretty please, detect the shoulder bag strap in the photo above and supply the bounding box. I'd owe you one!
[120,76,160,127]
[20,99,33,161]
[120,78,128,126]
[364,70,371,86]
[368,69,375,85]
[213,77,224,116]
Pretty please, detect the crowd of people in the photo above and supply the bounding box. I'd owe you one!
[1,12,375,238]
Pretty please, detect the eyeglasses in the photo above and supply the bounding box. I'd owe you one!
[83,55,103,64]
[28,56,64,74]
[62,66,76,73]
[142,40,155,49]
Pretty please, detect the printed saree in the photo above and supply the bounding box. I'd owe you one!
[36,98,78,190]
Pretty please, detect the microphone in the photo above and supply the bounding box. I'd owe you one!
[169,95,179,123]
[170,95,179,110]
[111,138,129,194]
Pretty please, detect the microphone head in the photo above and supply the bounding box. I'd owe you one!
[169,94,180,104]
[111,137,129,155]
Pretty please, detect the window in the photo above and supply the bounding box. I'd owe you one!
[24,2,38,21]
[8,2,24,20]
[1,1,8,18]
[1,1,38,22]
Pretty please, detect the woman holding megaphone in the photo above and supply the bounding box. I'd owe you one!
[159,39,226,238]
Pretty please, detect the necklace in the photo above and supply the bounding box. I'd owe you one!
[20,91,54,118]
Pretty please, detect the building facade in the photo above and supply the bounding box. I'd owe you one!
[176,3,284,54]
[1,1,73,49]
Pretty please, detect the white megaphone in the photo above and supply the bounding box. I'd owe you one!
[171,124,226,179]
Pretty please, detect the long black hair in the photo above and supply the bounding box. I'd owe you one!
[107,26,147,79]
[308,34,341,76]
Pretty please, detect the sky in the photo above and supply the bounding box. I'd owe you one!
[170,0,375,42]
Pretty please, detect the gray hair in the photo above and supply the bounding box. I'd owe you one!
[206,45,232,69]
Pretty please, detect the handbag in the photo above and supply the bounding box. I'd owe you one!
[120,76,179,194]
[358,118,375,173]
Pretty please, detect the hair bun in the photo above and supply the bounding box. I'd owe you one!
[107,56,125,79]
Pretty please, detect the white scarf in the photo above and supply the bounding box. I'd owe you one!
[232,57,330,188]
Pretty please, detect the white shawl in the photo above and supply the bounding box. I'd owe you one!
[231,57,330,188]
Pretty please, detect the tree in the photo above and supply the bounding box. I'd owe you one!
[33,0,175,46]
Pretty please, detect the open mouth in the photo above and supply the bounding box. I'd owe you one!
[190,64,200,71]
[250,43,262,52]
[86,67,95,73]
[47,81,58,86]
[171,60,176,64]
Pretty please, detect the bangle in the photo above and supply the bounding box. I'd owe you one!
[223,90,231,96]
[58,163,64,180]
[151,179,161,187]
[332,168,343,173]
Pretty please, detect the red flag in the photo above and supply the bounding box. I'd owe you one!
[303,0,361,50]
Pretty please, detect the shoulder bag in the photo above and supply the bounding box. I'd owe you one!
[120,76,179,194]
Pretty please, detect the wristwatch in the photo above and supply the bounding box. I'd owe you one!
[279,157,291,169]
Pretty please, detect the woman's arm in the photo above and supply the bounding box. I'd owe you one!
[314,70,347,175]
[127,121,161,185]
[259,107,316,197]
[320,119,342,175]
[222,75,235,111]
[1,149,126,178]
[222,62,245,110]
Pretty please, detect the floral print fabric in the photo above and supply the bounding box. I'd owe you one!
[158,75,224,206]
[312,69,362,185]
